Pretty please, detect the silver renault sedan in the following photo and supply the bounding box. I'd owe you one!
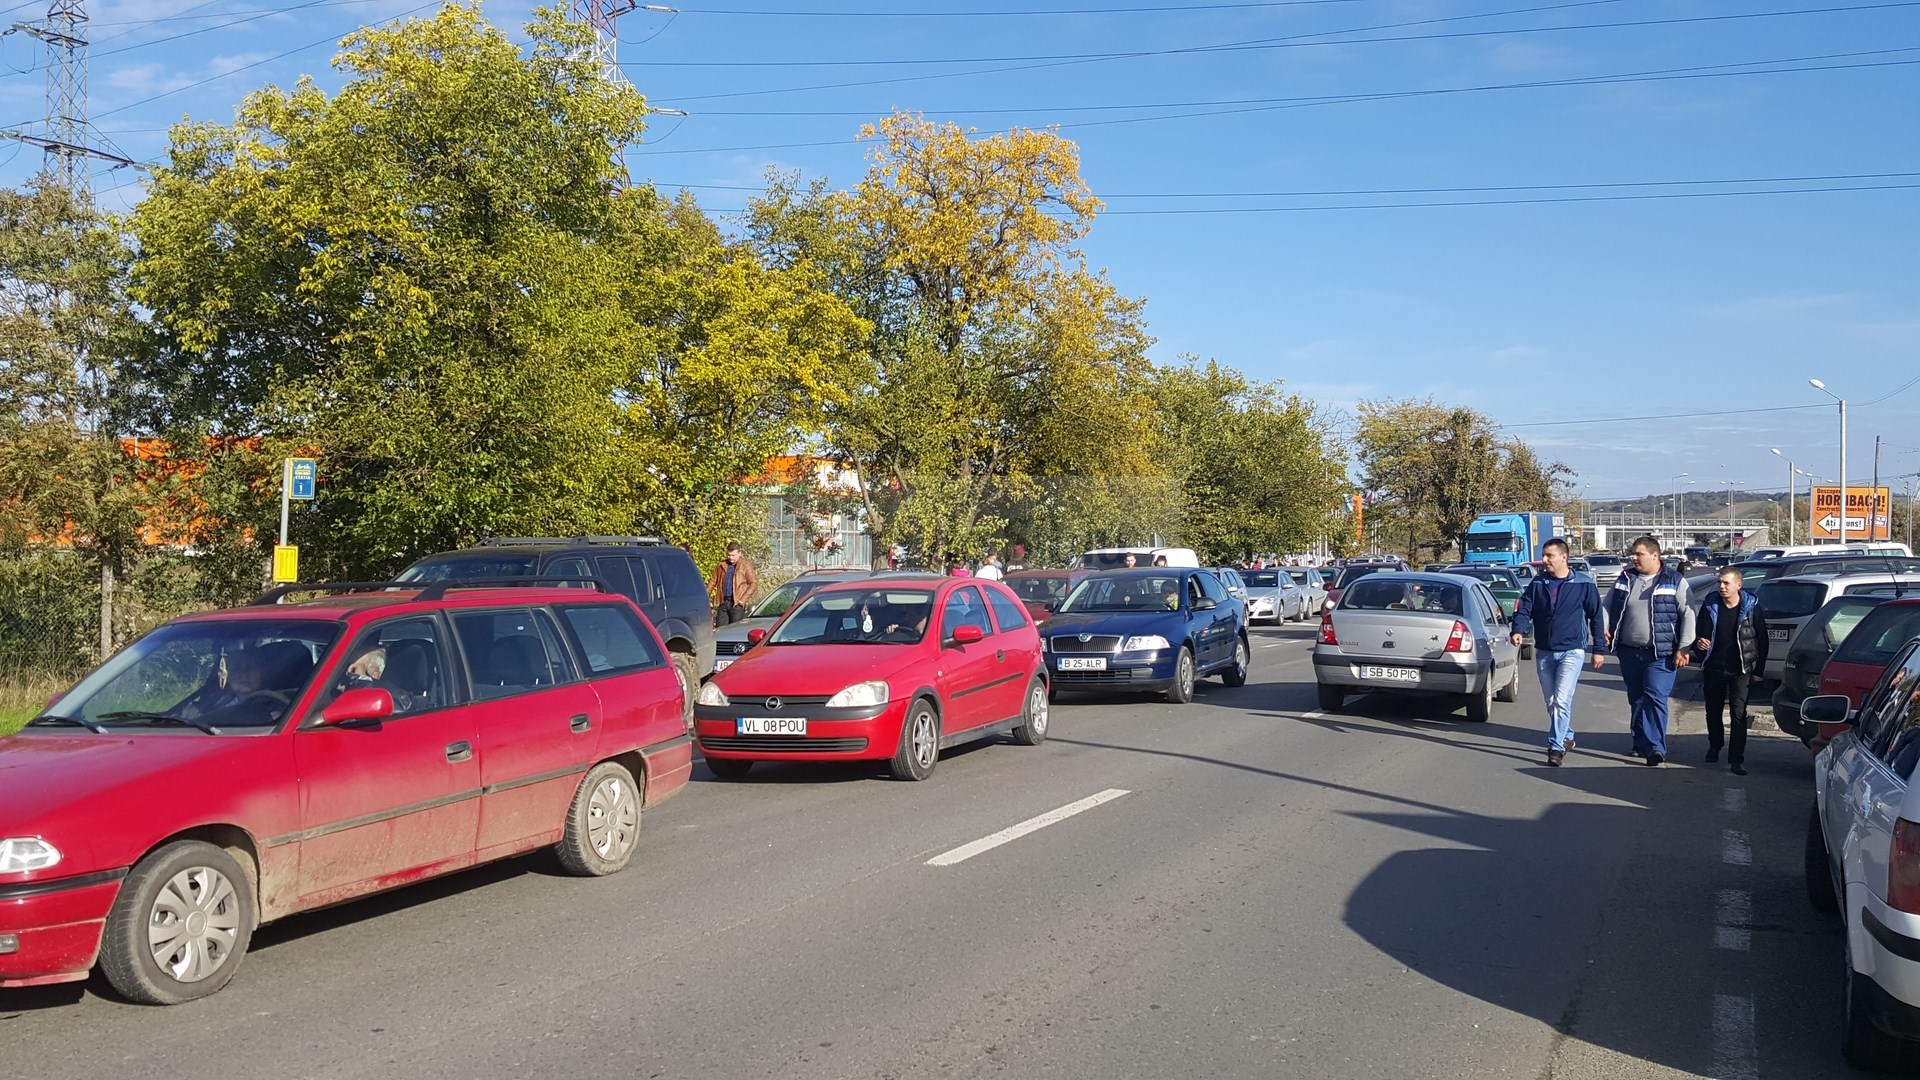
[1310,571,1521,720]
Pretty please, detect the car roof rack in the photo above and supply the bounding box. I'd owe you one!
[249,581,415,606]
[476,536,665,547]
[411,577,608,602]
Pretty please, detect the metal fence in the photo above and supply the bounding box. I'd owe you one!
[757,496,875,573]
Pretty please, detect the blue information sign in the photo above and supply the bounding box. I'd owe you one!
[289,458,317,501]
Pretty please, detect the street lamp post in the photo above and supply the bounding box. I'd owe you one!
[1722,479,1742,544]
[1812,378,1848,546]
[1771,448,1794,544]
[1670,472,1689,546]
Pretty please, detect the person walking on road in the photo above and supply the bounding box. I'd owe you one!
[1603,536,1695,766]
[975,553,1005,581]
[1692,566,1768,776]
[708,543,759,627]
[1509,538,1606,768]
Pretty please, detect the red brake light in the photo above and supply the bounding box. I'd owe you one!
[1444,619,1474,653]
[1318,615,1337,645]
[1893,820,1920,915]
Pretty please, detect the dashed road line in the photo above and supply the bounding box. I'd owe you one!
[1714,889,1752,952]
[1721,829,1752,867]
[1711,993,1758,1080]
[926,788,1131,867]
[1722,788,1747,814]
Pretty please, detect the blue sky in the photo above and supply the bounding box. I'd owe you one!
[1,0,1914,501]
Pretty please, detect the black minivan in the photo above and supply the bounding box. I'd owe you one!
[398,537,715,722]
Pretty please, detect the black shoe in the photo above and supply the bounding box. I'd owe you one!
[1730,762,1748,776]
[1646,752,1664,767]
[1705,747,1720,763]
[1547,750,1565,767]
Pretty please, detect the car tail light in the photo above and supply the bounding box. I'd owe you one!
[1893,820,1920,915]
[1444,620,1473,653]
[1318,615,1337,645]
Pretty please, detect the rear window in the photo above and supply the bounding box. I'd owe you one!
[1335,565,1391,589]
[1341,579,1464,614]
[1245,571,1281,587]
[1585,555,1623,566]
[1833,606,1920,668]
[397,553,539,582]
[650,550,706,600]
[1758,581,1830,620]
[1008,575,1069,604]
[1789,597,1890,664]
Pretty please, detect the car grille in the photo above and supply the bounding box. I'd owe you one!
[715,640,752,657]
[1051,669,1138,684]
[728,696,833,716]
[1051,635,1122,653]
[700,736,869,753]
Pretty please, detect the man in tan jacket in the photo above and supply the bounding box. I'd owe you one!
[709,543,759,626]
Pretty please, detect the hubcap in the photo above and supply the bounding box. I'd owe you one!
[148,865,241,983]
[587,774,639,859]
[1237,641,1248,674]
[1179,655,1193,695]
[1029,686,1049,733]
[912,710,937,767]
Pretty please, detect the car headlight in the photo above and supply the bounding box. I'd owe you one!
[1122,635,1170,652]
[0,837,61,874]
[695,682,730,707]
[825,680,890,709]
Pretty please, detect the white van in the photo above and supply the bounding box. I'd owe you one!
[1850,542,1915,557]
[1077,546,1201,569]
[1748,544,1854,561]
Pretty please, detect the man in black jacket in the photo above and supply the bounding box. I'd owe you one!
[1692,566,1769,776]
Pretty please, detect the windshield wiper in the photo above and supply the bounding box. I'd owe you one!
[94,710,223,735]
[26,714,109,735]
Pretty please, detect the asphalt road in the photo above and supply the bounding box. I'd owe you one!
[0,623,1871,1079]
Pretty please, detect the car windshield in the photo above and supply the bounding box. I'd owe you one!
[1244,571,1282,588]
[1335,565,1392,589]
[765,588,937,645]
[1080,551,1148,570]
[750,580,820,619]
[1586,555,1624,566]
[396,553,539,582]
[1789,598,1888,664]
[1464,533,1516,554]
[1833,605,1920,668]
[1008,575,1069,604]
[1059,573,1186,613]
[1286,570,1313,585]
[1341,579,1465,614]
[35,618,340,732]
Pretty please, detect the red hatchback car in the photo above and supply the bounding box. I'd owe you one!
[0,581,691,1004]
[1813,598,1920,748]
[693,575,1047,780]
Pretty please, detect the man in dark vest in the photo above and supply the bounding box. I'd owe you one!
[1691,565,1768,776]
[1603,535,1695,766]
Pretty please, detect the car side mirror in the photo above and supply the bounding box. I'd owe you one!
[747,628,768,647]
[951,624,986,646]
[1800,694,1854,727]
[1194,597,1217,610]
[317,687,394,726]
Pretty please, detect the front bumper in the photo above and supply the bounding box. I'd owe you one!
[695,699,900,761]
[0,869,125,988]
[1048,650,1178,691]
[1311,650,1481,695]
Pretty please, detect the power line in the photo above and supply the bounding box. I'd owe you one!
[673,0,1371,14]
[1502,404,1830,430]
[89,0,379,61]
[1862,372,1920,407]
[89,0,392,29]
[648,170,1920,196]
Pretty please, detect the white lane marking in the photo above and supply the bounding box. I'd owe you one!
[1299,711,1326,720]
[1721,829,1752,867]
[926,789,1132,867]
[1260,642,1287,649]
[1722,788,1747,814]
[1711,993,1758,1080]
[1714,889,1752,952]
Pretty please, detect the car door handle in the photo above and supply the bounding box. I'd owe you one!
[445,740,473,763]
[570,713,591,733]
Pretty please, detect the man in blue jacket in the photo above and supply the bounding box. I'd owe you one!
[1510,538,1607,767]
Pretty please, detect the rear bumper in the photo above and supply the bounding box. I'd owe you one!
[1771,688,1808,740]
[1861,905,1920,1039]
[0,870,125,988]
[1311,651,1481,695]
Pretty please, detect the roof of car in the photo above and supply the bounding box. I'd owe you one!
[177,583,625,621]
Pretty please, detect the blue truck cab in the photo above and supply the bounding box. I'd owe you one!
[1463,512,1566,567]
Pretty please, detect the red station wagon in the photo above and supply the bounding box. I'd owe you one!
[694,576,1047,780]
[0,581,691,1004]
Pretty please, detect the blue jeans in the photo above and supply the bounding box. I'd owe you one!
[1537,649,1586,751]
[1616,646,1678,757]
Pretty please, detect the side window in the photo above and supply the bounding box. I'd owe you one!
[559,603,666,675]
[453,608,574,700]
[1195,572,1227,604]
[623,556,657,605]
[545,556,594,589]
[592,556,637,602]
[1863,646,1920,755]
[1481,587,1502,624]
[328,616,449,717]
[651,551,706,602]
[941,586,993,641]
[984,587,1030,631]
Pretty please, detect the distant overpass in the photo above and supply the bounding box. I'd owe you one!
[1582,513,1771,551]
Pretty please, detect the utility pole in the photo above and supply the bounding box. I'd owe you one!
[1874,435,1884,540]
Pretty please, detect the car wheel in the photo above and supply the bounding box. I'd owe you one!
[1845,956,1920,1071]
[1165,646,1196,704]
[671,652,699,734]
[1012,677,1049,746]
[705,757,754,780]
[556,760,642,877]
[1464,671,1494,722]
[1221,637,1249,687]
[1316,683,1344,712]
[99,840,255,1005]
[1495,664,1519,703]
[890,698,941,781]
[1806,804,1839,915]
